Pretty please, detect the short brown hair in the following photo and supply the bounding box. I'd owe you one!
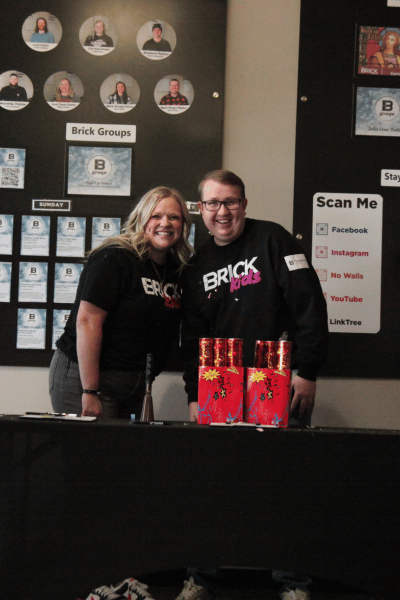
[198,169,246,201]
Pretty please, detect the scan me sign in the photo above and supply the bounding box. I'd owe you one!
[312,193,383,334]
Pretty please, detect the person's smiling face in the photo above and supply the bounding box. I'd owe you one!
[169,80,180,96]
[199,180,247,246]
[59,79,70,95]
[144,197,183,261]
[153,27,162,40]
[95,21,104,35]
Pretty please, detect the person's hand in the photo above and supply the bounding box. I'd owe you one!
[82,393,103,417]
[290,375,316,418]
[189,401,198,422]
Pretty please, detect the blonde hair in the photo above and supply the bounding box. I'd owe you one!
[55,78,74,101]
[88,186,193,271]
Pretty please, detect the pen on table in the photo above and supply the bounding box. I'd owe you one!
[25,412,67,416]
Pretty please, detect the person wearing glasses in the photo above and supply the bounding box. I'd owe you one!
[179,169,328,600]
[182,168,328,424]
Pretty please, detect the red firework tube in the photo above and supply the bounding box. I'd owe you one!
[254,340,266,367]
[213,338,227,367]
[276,340,292,370]
[264,341,279,369]
[199,338,213,366]
[227,338,243,367]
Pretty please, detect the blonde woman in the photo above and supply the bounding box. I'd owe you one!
[50,187,192,418]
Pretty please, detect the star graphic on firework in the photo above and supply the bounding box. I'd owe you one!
[274,369,286,377]
[221,388,227,398]
[268,390,273,399]
[202,369,219,381]
[260,393,266,401]
[214,392,219,400]
[251,371,267,383]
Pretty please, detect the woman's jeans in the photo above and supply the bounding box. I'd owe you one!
[49,348,146,419]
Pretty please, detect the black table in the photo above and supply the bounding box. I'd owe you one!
[1,415,399,600]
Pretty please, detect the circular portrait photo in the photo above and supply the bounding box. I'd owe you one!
[100,74,140,113]
[80,16,117,55]
[155,75,194,114]
[0,71,33,111]
[137,20,176,60]
[44,71,83,111]
[22,12,62,52]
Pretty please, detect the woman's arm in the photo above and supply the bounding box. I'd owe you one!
[76,300,108,417]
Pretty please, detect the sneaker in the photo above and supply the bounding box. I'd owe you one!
[111,577,155,600]
[279,587,310,600]
[85,586,123,600]
[174,577,213,600]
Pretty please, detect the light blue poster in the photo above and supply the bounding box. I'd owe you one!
[21,215,50,256]
[0,148,26,189]
[52,309,71,349]
[0,262,12,302]
[18,262,48,302]
[54,262,83,303]
[0,214,14,254]
[67,146,132,196]
[17,308,46,349]
[356,87,400,136]
[91,217,121,249]
[56,217,86,257]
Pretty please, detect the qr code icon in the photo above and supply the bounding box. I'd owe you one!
[315,246,328,258]
[1,167,20,188]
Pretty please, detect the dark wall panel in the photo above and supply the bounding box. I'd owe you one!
[0,0,226,366]
[293,0,399,378]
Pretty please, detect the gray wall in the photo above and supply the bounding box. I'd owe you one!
[1,0,399,428]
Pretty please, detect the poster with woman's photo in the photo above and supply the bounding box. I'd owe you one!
[79,16,117,55]
[44,71,83,111]
[358,27,400,75]
[100,75,140,113]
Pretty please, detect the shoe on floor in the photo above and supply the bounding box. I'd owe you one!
[174,577,213,600]
[279,587,310,600]
[111,577,155,600]
[85,585,123,600]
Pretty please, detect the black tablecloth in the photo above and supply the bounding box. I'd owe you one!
[1,416,399,600]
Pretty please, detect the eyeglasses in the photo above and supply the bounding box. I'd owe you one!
[201,198,242,212]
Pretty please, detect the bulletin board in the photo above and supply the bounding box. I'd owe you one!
[0,0,226,367]
[293,0,400,378]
